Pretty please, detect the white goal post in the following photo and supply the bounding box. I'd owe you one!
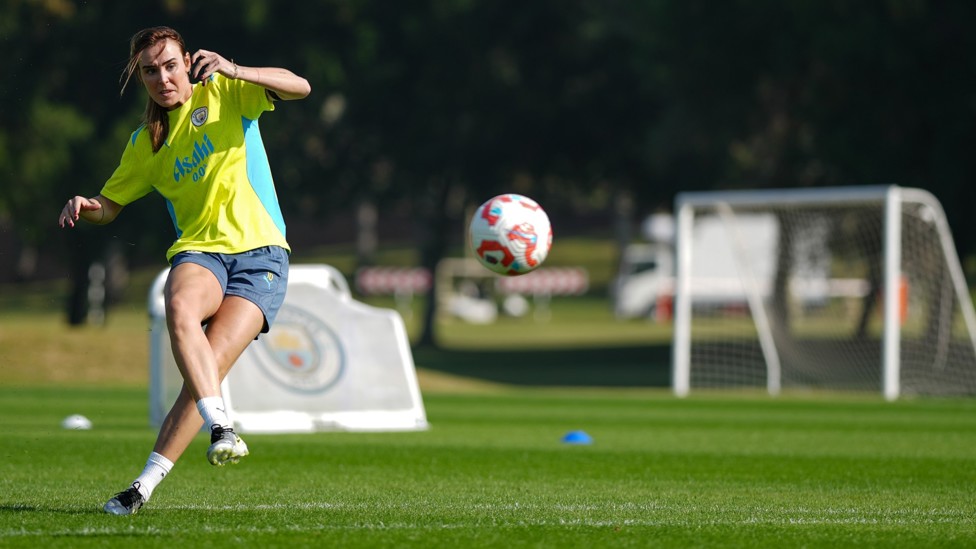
[672,185,976,400]
[149,264,428,433]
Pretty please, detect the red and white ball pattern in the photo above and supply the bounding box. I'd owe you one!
[469,194,553,276]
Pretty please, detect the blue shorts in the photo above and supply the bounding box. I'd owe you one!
[170,246,289,334]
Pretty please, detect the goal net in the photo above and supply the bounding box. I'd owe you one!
[672,185,976,399]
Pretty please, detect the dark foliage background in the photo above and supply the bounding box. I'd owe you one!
[3,0,975,338]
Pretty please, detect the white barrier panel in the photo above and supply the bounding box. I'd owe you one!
[355,266,432,295]
[149,264,429,433]
[495,267,589,295]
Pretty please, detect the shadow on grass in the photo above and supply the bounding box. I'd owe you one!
[0,504,100,515]
[412,343,672,387]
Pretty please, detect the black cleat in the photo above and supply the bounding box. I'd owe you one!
[104,482,145,516]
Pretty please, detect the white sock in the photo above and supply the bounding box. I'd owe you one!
[134,452,174,500]
[196,396,231,431]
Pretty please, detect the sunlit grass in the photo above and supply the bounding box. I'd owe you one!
[2,387,975,548]
[3,242,976,547]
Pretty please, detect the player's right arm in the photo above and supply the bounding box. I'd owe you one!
[59,194,123,228]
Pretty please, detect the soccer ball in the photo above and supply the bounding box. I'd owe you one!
[469,194,552,276]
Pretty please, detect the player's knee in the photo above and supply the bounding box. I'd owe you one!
[165,295,208,336]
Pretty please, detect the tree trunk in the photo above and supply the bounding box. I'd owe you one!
[355,199,378,268]
[66,231,91,326]
[415,180,461,348]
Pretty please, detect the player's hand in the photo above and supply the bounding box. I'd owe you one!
[189,50,234,85]
[59,196,101,228]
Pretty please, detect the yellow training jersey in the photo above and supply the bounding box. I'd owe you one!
[100,74,290,261]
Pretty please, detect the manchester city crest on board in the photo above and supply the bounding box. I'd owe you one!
[191,106,208,127]
[255,304,345,393]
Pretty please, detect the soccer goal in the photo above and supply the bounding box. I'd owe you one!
[672,185,976,400]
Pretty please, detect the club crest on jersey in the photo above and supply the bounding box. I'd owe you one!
[191,106,208,127]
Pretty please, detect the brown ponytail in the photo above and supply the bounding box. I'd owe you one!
[120,26,189,153]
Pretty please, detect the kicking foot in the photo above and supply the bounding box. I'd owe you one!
[207,424,249,466]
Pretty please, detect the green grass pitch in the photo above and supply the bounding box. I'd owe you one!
[2,385,975,548]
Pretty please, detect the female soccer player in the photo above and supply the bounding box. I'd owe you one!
[58,26,310,515]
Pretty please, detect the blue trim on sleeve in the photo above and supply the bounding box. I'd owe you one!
[165,198,182,238]
[131,125,145,146]
[242,116,287,238]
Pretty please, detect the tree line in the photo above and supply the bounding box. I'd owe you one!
[2,0,975,343]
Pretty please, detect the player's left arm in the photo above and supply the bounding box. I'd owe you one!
[190,49,311,100]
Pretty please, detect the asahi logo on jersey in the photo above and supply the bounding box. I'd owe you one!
[173,134,215,183]
[191,106,209,127]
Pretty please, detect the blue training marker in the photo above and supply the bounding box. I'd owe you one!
[561,430,593,445]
